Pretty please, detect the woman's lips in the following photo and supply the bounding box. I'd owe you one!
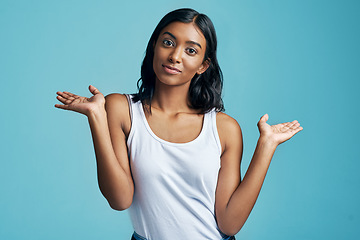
[162,64,181,74]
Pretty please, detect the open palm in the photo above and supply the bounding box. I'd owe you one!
[55,85,105,116]
[257,114,303,145]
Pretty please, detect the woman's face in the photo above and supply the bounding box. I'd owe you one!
[153,21,209,88]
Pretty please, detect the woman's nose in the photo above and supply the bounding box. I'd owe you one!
[168,47,182,63]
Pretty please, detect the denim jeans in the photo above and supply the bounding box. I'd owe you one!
[131,231,236,240]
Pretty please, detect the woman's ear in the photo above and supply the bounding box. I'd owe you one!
[197,59,210,75]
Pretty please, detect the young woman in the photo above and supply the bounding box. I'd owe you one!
[55,8,302,240]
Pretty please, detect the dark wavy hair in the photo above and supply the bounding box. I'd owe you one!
[133,8,224,113]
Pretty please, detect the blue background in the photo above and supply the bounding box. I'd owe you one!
[1,0,359,239]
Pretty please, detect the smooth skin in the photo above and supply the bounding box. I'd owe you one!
[55,21,303,236]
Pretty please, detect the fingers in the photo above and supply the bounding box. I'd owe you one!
[55,89,88,112]
[56,91,83,105]
[56,94,70,105]
[271,119,303,137]
[259,113,269,123]
[89,85,101,95]
[282,120,297,129]
[56,93,74,105]
[288,120,300,130]
[286,121,303,135]
[63,91,76,97]
[282,120,298,130]
[293,126,303,134]
[54,103,70,110]
[56,91,75,100]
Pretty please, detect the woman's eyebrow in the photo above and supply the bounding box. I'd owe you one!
[163,31,177,39]
[163,32,202,49]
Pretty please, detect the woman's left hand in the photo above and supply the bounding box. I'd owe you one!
[257,114,303,145]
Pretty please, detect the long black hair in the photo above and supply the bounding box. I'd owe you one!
[133,8,224,113]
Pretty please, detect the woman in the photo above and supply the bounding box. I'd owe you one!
[55,8,302,240]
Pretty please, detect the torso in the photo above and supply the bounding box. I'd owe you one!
[126,97,225,239]
[107,93,242,238]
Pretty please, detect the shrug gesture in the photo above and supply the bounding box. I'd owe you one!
[55,85,105,116]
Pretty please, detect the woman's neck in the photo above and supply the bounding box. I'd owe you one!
[150,81,195,114]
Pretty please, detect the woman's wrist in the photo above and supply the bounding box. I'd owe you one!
[258,135,279,149]
[87,104,107,119]
[250,136,278,166]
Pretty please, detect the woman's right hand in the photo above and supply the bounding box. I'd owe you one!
[55,85,105,116]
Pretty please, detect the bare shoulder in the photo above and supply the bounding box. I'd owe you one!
[105,93,131,136]
[105,93,129,107]
[216,112,243,154]
[216,112,242,139]
[216,112,241,131]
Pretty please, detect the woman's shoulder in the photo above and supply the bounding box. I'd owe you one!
[216,112,243,153]
[105,93,130,113]
[104,93,132,134]
[105,92,129,103]
[216,112,242,132]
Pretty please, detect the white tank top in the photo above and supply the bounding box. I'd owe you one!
[126,95,227,240]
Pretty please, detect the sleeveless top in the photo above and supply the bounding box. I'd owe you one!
[126,95,228,240]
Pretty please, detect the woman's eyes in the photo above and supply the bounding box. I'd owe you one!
[162,39,198,55]
[186,48,197,55]
[162,39,174,47]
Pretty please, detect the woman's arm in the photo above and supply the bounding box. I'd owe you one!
[55,86,134,210]
[215,113,302,236]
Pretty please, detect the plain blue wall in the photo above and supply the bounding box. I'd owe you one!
[1,0,359,239]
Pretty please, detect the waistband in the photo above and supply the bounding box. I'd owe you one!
[131,231,235,240]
